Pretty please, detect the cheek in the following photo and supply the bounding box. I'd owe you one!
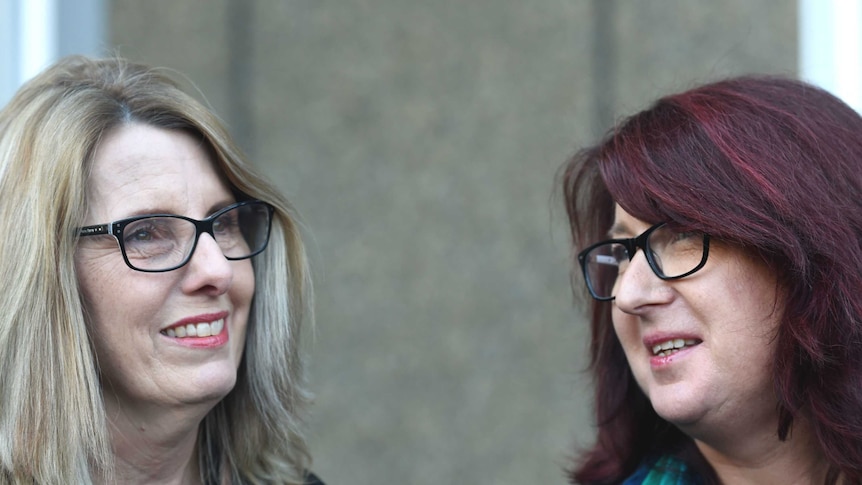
[76,260,133,377]
[76,258,114,330]
[611,310,640,350]
[230,261,256,325]
[226,262,255,364]
[611,311,654,395]
[75,255,165,350]
[235,261,255,304]
[718,262,783,349]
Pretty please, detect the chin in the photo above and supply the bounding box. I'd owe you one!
[648,391,708,427]
[654,407,704,428]
[187,363,240,404]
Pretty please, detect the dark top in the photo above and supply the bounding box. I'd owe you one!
[305,471,325,485]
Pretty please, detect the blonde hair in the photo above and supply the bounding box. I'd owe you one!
[0,56,313,484]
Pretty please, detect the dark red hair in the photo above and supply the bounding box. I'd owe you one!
[562,76,862,484]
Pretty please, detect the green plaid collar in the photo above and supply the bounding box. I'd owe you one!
[624,455,699,485]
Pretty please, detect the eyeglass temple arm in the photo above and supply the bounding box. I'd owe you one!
[79,224,111,237]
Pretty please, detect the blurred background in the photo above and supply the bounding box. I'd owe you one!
[3,1,853,483]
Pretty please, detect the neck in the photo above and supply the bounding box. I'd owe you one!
[97,392,216,485]
[694,418,828,485]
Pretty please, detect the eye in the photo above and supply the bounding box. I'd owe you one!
[123,219,175,246]
[127,224,157,242]
[213,211,241,235]
[672,230,699,241]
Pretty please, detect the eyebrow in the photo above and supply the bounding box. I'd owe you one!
[206,200,237,216]
[110,199,237,221]
[607,222,632,239]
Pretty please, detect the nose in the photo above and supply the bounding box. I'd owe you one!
[613,249,673,313]
[181,233,233,295]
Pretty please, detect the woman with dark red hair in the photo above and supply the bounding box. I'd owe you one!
[562,76,862,484]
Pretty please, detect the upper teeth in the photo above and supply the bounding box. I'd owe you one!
[162,319,225,338]
[652,338,698,356]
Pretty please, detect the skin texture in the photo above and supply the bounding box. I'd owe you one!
[610,205,826,484]
[75,123,255,484]
[611,205,779,430]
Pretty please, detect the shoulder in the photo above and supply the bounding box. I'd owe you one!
[621,462,650,485]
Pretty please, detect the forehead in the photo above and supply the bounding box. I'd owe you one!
[87,123,231,217]
[611,204,654,237]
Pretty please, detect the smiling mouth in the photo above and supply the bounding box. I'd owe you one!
[651,338,700,357]
[161,319,225,338]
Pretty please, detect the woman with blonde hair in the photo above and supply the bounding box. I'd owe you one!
[0,56,323,484]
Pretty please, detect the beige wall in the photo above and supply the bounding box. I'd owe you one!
[109,1,796,483]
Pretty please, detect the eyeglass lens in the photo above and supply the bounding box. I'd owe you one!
[122,202,271,271]
[583,225,706,300]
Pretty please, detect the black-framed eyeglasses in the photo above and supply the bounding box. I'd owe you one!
[577,222,710,301]
[78,200,274,273]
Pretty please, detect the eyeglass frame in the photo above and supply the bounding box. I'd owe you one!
[577,222,711,301]
[77,199,274,273]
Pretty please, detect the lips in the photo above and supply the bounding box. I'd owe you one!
[161,318,225,338]
[643,333,703,359]
[650,338,700,357]
[160,312,229,339]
